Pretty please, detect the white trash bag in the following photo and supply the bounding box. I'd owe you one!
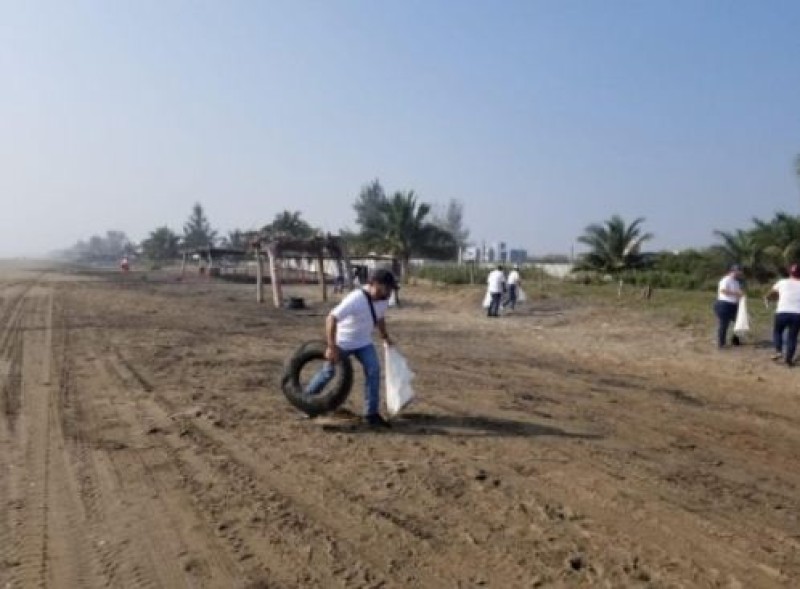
[482,290,492,309]
[734,295,750,334]
[517,288,527,303]
[385,344,416,416]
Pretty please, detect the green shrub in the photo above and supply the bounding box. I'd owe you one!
[413,264,489,284]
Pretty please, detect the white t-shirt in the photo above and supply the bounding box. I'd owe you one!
[507,270,520,286]
[487,270,506,294]
[331,288,388,351]
[772,278,800,314]
[717,275,741,303]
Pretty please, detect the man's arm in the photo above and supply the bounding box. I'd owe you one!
[376,318,392,346]
[325,314,339,362]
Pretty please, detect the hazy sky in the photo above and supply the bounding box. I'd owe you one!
[2,0,799,257]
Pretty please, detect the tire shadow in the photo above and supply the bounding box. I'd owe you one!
[321,411,603,439]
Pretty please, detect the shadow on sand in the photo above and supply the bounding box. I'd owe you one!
[319,411,603,439]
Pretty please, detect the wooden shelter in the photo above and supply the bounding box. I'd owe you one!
[250,234,353,308]
[179,246,247,277]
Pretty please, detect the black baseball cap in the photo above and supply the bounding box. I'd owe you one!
[370,268,398,289]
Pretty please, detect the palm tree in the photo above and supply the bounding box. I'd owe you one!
[575,215,654,273]
[713,228,766,279]
[751,212,800,274]
[362,191,457,281]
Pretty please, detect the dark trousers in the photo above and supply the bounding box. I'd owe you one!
[773,312,800,364]
[713,300,739,347]
[503,285,518,310]
[487,292,502,317]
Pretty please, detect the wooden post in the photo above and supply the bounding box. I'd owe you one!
[180,253,187,278]
[267,244,283,308]
[340,241,354,289]
[317,248,327,302]
[255,249,264,303]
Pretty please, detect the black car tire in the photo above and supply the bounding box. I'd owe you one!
[281,340,354,417]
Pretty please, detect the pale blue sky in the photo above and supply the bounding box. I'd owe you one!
[2,0,799,257]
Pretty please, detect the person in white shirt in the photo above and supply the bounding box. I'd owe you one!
[714,265,744,348]
[305,268,397,427]
[503,264,522,311]
[486,265,506,317]
[764,264,800,366]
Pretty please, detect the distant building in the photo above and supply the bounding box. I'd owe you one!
[472,240,530,266]
[481,242,494,263]
[509,249,528,264]
[490,242,507,263]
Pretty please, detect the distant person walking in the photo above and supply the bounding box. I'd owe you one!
[714,265,744,348]
[764,264,800,367]
[503,264,521,311]
[486,265,506,317]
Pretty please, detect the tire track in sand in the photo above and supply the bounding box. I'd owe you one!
[97,339,394,588]
[60,289,244,589]
[2,285,107,588]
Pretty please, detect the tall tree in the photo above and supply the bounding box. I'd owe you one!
[142,226,180,260]
[262,210,316,239]
[795,154,800,198]
[61,230,132,261]
[358,190,457,281]
[182,203,217,249]
[353,179,386,229]
[712,228,765,279]
[221,229,249,250]
[433,199,470,248]
[575,215,654,273]
[750,212,800,273]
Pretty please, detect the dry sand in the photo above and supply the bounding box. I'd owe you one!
[1,261,798,588]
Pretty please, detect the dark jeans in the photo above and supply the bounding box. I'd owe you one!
[713,300,739,347]
[487,292,502,317]
[503,285,518,310]
[773,312,800,364]
[305,344,381,416]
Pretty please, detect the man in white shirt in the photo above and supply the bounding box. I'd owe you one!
[305,268,397,427]
[486,265,506,317]
[503,264,522,311]
[714,264,744,348]
[765,264,800,366]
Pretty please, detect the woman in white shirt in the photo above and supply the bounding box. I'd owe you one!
[714,265,744,348]
[503,265,521,311]
[765,264,800,367]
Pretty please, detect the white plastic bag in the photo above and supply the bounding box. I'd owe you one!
[517,288,527,303]
[734,295,750,334]
[385,344,415,416]
[482,290,491,309]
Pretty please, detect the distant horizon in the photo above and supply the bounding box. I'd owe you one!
[4,207,800,260]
